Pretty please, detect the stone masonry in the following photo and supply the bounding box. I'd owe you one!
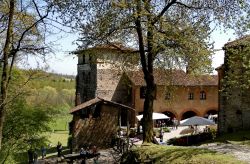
[217,35,250,134]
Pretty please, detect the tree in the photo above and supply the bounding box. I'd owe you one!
[0,68,55,163]
[0,0,54,149]
[56,0,250,143]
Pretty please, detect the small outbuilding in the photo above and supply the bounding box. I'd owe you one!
[69,97,135,150]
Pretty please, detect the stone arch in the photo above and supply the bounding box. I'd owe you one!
[204,108,218,117]
[180,108,201,120]
[162,110,177,126]
[182,111,197,120]
[162,110,177,119]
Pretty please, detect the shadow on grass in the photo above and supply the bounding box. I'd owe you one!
[215,130,250,142]
[198,130,250,147]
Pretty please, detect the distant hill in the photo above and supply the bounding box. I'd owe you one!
[17,69,76,131]
[25,70,76,91]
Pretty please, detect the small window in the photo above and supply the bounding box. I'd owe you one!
[188,93,194,100]
[165,92,171,100]
[200,91,206,100]
[140,86,146,99]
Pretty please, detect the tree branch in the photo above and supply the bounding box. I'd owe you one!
[6,3,52,89]
[175,1,205,10]
[152,0,176,25]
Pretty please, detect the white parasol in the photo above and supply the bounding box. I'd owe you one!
[180,116,215,126]
[136,112,169,121]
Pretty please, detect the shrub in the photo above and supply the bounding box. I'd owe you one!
[129,129,136,138]
[167,131,215,146]
[162,127,170,132]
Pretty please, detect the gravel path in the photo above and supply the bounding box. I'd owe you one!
[198,143,250,163]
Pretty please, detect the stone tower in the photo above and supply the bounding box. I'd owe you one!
[75,50,97,105]
[217,35,250,134]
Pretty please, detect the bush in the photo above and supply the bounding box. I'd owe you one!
[167,131,215,146]
[129,128,137,138]
[162,127,170,132]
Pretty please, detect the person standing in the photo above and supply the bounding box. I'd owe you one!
[159,128,164,142]
[28,148,34,164]
[33,150,38,164]
[173,117,178,129]
[56,142,63,157]
[41,146,46,159]
[80,147,86,164]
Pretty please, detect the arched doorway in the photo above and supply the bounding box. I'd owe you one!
[163,111,176,119]
[205,110,217,116]
[163,111,176,126]
[182,111,197,120]
[205,109,218,123]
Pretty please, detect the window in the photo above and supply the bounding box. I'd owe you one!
[140,86,146,99]
[165,92,171,100]
[200,91,206,100]
[188,92,194,100]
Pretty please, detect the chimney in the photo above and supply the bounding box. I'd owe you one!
[75,92,81,106]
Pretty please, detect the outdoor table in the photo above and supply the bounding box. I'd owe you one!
[63,152,100,162]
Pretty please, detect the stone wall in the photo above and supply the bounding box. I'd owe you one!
[218,36,250,134]
[76,52,97,103]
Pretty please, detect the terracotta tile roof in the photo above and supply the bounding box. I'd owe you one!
[74,43,136,54]
[126,69,218,86]
[70,97,102,114]
[93,43,136,52]
[70,97,135,114]
[224,35,250,49]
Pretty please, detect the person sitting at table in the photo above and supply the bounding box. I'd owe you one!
[80,147,87,164]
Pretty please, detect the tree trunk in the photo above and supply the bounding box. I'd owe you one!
[0,0,14,149]
[135,0,156,143]
[142,0,156,143]
[142,74,156,143]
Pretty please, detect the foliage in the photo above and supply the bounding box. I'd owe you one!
[0,68,74,163]
[0,97,55,163]
[222,37,250,94]
[0,0,56,149]
[162,127,170,133]
[121,144,244,164]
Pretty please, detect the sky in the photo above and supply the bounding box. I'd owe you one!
[26,28,236,76]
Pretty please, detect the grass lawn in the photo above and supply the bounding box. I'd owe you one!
[121,144,245,164]
[49,115,72,131]
[46,131,69,147]
[41,131,70,158]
